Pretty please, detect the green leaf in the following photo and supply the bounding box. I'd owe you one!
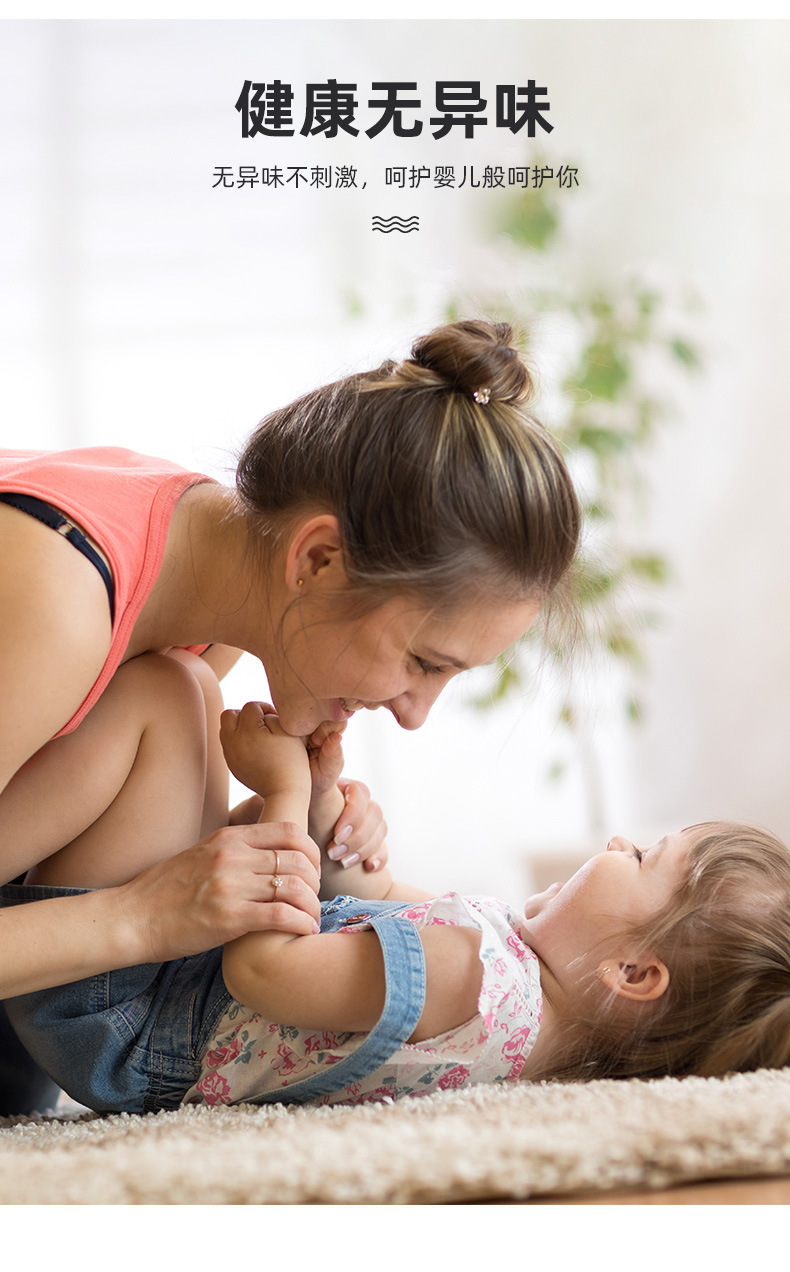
[469,657,523,710]
[589,297,615,321]
[576,426,630,458]
[575,568,621,604]
[572,343,631,402]
[343,290,365,319]
[628,553,670,584]
[582,501,610,521]
[500,195,560,252]
[668,337,701,370]
[605,631,643,664]
[444,299,462,324]
[636,289,659,318]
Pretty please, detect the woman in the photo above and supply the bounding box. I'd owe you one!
[0,319,581,1113]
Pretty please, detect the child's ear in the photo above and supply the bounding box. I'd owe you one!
[597,957,670,1002]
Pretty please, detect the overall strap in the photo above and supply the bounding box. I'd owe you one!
[249,913,426,1105]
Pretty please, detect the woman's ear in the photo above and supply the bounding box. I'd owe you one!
[284,514,346,594]
[597,956,670,1002]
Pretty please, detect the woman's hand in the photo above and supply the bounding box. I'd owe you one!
[118,820,322,962]
[329,778,389,874]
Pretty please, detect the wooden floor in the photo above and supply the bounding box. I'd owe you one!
[517,1175,790,1204]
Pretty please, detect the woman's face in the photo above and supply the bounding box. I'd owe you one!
[265,593,542,738]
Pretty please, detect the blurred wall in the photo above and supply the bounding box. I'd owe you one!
[2,19,788,904]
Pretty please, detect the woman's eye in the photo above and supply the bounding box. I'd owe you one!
[634,847,643,864]
[413,656,444,676]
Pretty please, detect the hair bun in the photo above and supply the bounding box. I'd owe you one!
[409,320,533,406]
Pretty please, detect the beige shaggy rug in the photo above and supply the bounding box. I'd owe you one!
[2,1069,790,1205]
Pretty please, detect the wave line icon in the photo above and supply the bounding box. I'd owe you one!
[372,215,420,234]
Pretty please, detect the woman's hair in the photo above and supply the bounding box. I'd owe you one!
[544,822,790,1082]
[236,320,581,612]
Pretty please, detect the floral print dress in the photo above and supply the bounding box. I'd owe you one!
[183,893,543,1109]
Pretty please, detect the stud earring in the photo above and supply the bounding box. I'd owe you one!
[597,967,611,980]
[297,578,304,587]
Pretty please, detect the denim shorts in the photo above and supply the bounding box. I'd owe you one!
[0,886,427,1114]
[0,883,231,1114]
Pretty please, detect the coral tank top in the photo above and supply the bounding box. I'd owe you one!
[0,446,214,737]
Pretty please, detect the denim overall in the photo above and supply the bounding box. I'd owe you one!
[0,887,426,1114]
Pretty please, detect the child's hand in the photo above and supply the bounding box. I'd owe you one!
[305,722,389,876]
[220,702,310,798]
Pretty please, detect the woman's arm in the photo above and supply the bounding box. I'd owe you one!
[1,820,321,999]
[0,506,112,841]
[0,519,322,997]
[0,886,145,998]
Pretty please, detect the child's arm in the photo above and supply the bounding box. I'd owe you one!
[223,920,483,1042]
[305,726,433,904]
[305,721,389,883]
[304,724,392,900]
[219,701,312,830]
[223,708,393,897]
[220,703,432,904]
[220,704,476,1039]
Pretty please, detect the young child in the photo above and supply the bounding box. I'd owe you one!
[3,658,790,1112]
[188,702,790,1104]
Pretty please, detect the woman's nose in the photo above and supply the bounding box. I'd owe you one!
[391,697,432,730]
[390,681,446,730]
[607,836,633,854]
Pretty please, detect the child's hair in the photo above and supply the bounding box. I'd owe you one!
[544,822,790,1082]
[235,320,581,613]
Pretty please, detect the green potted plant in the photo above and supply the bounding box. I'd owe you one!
[449,172,703,835]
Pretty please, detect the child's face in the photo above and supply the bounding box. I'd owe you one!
[523,829,695,986]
